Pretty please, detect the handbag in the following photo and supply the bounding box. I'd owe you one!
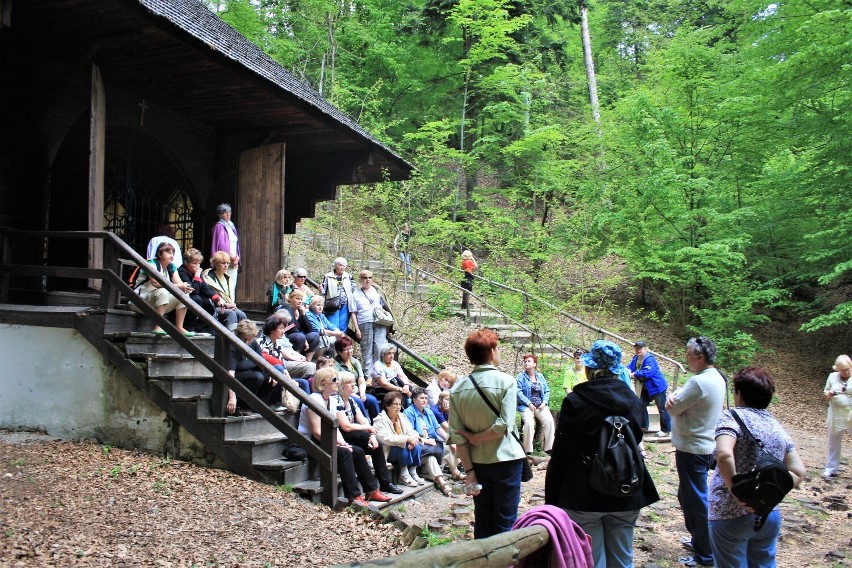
[728,409,795,530]
[323,277,343,312]
[374,306,394,327]
[467,375,533,482]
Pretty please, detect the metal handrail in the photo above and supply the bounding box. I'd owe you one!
[0,228,340,506]
[299,224,686,379]
[302,274,438,381]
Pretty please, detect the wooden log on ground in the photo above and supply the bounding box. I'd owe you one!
[337,524,550,567]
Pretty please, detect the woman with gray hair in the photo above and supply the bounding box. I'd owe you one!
[211,203,241,295]
[320,257,356,332]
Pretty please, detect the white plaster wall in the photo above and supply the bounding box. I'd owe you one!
[0,324,171,451]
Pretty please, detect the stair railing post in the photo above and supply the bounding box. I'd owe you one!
[320,417,339,507]
[0,230,10,303]
[211,333,229,417]
[98,236,119,309]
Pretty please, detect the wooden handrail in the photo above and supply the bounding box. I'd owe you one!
[0,228,341,506]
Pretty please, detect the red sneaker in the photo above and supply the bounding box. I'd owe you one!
[366,489,392,503]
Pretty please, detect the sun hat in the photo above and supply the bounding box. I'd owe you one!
[580,340,626,376]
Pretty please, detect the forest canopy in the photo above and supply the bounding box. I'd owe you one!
[206,0,851,366]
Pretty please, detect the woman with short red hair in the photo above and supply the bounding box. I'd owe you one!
[516,353,555,455]
[449,329,526,539]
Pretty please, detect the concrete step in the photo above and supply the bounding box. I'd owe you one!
[145,354,214,378]
[150,377,213,401]
[226,431,291,464]
[197,412,300,441]
[122,334,215,357]
[255,458,317,485]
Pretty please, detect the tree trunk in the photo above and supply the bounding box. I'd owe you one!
[579,0,601,124]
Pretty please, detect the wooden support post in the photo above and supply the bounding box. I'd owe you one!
[212,333,229,417]
[0,231,10,303]
[320,417,339,507]
[98,240,118,309]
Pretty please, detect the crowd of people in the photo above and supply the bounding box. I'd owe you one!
[133,213,848,566]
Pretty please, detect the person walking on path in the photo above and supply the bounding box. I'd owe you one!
[822,354,852,479]
[393,223,413,279]
[450,329,526,539]
[665,336,726,567]
[459,249,477,310]
[628,341,671,437]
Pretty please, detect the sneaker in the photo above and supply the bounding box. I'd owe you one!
[412,474,426,485]
[680,536,694,551]
[678,555,714,567]
[822,469,838,479]
[654,431,670,438]
[366,489,392,502]
[400,474,418,487]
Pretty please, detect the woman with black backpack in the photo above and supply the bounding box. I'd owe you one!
[545,340,659,568]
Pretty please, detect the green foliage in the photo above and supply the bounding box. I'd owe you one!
[208,0,850,356]
[421,527,454,547]
[425,285,455,321]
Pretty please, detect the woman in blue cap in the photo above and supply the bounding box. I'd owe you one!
[545,340,659,568]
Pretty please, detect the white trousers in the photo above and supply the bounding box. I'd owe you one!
[521,406,555,453]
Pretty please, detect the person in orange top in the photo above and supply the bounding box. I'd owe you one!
[460,249,478,309]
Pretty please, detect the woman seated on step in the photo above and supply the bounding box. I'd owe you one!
[298,367,392,506]
[178,248,245,334]
[258,315,311,396]
[226,320,285,416]
[371,343,413,405]
[270,269,294,313]
[333,335,381,421]
[403,387,453,495]
[282,289,320,361]
[305,296,346,354]
[335,371,403,495]
[430,391,466,481]
[133,241,195,336]
[374,391,425,487]
[202,251,247,330]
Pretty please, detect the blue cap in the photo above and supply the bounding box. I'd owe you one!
[580,340,626,376]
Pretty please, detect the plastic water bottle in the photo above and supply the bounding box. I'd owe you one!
[452,482,483,496]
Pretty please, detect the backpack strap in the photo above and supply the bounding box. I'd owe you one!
[467,374,525,451]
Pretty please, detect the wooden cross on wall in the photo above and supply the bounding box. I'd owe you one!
[138,98,148,127]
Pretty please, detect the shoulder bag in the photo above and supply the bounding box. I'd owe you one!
[728,409,794,530]
[467,375,533,482]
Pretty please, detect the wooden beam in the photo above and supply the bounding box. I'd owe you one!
[338,525,550,567]
[88,63,105,290]
[0,0,11,29]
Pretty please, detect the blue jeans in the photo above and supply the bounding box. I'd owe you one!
[399,251,411,276]
[388,444,421,468]
[641,390,671,433]
[565,509,639,568]
[676,451,715,564]
[472,459,523,539]
[710,510,780,568]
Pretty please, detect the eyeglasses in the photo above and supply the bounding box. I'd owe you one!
[295,275,306,279]
[361,276,372,280]
[330,377,338,383]
[388,402,402,407]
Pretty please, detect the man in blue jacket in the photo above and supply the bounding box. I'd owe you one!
[628,341,671,437]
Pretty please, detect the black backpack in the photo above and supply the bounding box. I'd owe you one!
[583,415,645,497]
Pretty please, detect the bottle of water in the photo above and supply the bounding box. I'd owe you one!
[452,482,482,496]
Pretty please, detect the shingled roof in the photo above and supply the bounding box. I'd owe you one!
[137,0,411,178]
[5,0,412,183]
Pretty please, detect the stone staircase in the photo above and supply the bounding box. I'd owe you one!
[95,309,434,506]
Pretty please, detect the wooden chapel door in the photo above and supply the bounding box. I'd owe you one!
[236,143,285,310]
